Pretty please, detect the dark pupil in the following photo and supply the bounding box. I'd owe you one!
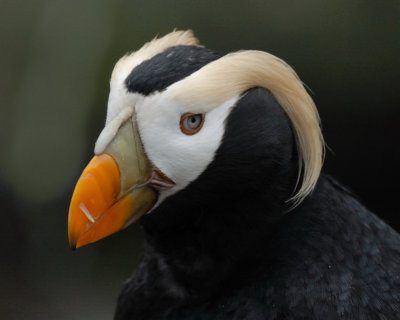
[185,115,201,130]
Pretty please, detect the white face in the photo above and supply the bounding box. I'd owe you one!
[97,85,238,207]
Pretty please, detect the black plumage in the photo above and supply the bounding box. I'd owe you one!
[125,45,221,96]
[114,86,400,319]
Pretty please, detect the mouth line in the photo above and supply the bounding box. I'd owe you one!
[147,169,176,191]
[76,168,175,236]
[119,168,176,198]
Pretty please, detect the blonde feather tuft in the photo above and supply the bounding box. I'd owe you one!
[168,49,325,206]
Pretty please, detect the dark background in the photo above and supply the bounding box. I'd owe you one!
[0,0,399,319]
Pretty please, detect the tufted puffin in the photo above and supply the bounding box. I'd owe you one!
[68,30,400,319]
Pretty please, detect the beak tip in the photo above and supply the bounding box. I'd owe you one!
[69,240,77,250]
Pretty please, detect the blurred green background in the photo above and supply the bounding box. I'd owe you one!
[0,0,399,319]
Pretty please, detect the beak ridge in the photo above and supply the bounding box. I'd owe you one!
[68,117,157,249]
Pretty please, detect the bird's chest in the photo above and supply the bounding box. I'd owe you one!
[165,276,290,320]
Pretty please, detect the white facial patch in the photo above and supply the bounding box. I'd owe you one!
[105,85,143,125]
[99,81,238,209]
[135,92,238,207]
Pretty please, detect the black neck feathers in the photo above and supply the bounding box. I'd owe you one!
[115,88,300,318]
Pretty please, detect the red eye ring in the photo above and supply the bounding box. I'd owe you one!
[180,113,205,135]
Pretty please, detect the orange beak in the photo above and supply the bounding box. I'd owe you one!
[68,116,158,249]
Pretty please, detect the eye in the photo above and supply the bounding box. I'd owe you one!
[180,113,205,135]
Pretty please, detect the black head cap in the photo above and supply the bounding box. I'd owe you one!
[125,45,222,96]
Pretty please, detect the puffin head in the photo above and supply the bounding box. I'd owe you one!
[68,30,324,249]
